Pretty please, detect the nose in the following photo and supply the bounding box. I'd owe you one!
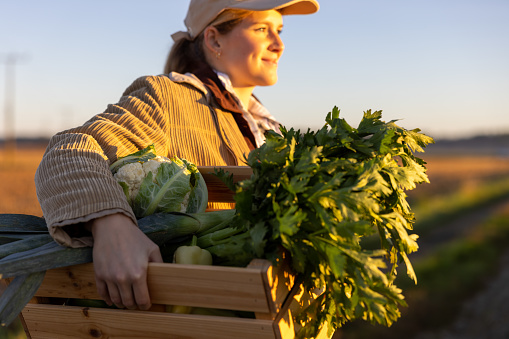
[269,31,285,55]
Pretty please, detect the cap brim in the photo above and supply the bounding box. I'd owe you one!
[229,0,319,15]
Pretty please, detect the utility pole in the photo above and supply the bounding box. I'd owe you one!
[2,53,27,152]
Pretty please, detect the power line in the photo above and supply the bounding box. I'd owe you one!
[1,53,29,150]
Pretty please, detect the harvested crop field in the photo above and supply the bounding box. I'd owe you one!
[414,155,509,198]
[0,147,46,216]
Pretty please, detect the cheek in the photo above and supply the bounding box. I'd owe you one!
[232,39,260,60]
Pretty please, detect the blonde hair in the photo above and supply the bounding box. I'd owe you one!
[164,9,253,74]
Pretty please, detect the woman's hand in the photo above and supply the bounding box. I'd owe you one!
[88,213,163,310]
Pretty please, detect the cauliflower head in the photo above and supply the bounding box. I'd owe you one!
[113,156,170,204]
[110,145,208,218]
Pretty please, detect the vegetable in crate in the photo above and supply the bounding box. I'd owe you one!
[212,107,434,338]
[173,235,213,266]
[110,144,208,218]
[167,235,213,314]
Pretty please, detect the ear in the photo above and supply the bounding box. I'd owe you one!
[203,26,222,56]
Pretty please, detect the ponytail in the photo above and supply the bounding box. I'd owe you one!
[164,35,205,74]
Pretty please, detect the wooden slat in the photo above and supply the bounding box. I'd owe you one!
[34,263,97,299]
[198,166,252,202]
[22,304,276,339]
[35,262,271,313]
[148,263,268,312]
[248,254,296,316]
[275,284,334,339]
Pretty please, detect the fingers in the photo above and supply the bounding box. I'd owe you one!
[94,269,127,309]
[107,282,127,309]
[116,281,137,310]
[149,247,164,263]
[116,269,151,310]
[95,278,113,307]
[132,277,152,311]
[96,270,150,310]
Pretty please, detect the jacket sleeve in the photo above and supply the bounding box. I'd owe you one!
[35,75,174,248]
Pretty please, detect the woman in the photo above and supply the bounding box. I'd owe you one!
[35,0,319,311]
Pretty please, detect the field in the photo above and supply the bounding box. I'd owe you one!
[414,155,509,196]
[1,146,509,338]
[0,146,46,216]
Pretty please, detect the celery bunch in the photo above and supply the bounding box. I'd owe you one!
[211,107,434,338]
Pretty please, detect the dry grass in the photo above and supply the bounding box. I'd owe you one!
[0,147,46,339]
[0,147,46,216]
[423,155,509,180]
[409,155,509,200]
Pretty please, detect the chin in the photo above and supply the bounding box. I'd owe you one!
[260,77,278,87]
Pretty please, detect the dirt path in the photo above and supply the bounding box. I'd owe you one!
[414,247,509,339]
[335,197,509,339]
[410,199,509,339]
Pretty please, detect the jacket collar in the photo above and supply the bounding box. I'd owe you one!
[192,63,245,115]
[167,65,256,150]
[168,64,244,115]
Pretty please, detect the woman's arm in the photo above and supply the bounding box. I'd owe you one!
[35,76,174,243]
[35,76,173,308]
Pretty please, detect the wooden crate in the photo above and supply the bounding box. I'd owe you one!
[18,257,332,338]
[14,166,334,338]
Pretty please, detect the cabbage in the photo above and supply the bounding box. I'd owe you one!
[110,145,208,218]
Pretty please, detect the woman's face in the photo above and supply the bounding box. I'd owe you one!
[215,10,285,89]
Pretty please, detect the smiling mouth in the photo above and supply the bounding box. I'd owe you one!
[263,59,278,66]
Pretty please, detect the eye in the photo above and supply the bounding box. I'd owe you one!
[255,27,267,32]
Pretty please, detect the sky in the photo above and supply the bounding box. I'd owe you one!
[1,0,508,141]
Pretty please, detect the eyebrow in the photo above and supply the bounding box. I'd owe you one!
[250,20,284,29]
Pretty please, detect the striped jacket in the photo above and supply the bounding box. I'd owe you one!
[35,72,262,247]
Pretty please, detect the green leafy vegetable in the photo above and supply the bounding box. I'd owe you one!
[111,145,208,217]
[212,107,433,337]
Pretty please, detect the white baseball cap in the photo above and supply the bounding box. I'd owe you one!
[172,0,320,41]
